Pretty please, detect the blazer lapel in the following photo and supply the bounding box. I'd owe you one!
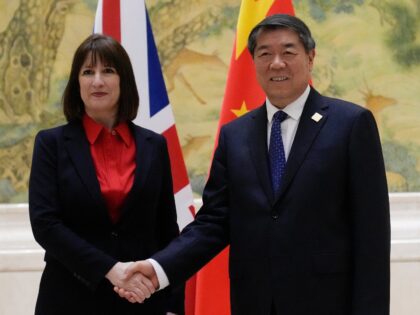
[276,88,329,201]
[248,105,275,205]
[63,122,106,210]
[118,124,154,218]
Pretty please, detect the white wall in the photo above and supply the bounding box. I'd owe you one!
[1,194,419,315]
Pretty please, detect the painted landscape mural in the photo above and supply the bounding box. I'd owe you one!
[0,0,419,202]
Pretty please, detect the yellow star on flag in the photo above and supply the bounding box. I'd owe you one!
[231,102,250,117]
[236,0,274,59]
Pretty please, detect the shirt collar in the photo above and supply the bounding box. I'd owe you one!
[266,85,310,123]
[82,114,133,146]
[114,122,133,147]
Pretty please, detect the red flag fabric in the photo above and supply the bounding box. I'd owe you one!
[193,1,295,314]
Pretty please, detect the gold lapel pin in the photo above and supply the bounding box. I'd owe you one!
[311,112,323,122]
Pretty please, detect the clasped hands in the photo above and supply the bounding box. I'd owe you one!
[105,260,158,304]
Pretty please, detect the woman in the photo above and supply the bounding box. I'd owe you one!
[29,34,183,314]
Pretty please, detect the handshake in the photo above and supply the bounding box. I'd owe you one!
[105,260,159,304]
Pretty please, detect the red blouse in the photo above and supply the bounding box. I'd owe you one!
[82,114,136,223]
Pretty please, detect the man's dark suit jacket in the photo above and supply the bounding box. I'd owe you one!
[29,120,183,315]
[153,88,390,315]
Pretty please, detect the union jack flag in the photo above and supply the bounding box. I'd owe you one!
[93,0,195,230]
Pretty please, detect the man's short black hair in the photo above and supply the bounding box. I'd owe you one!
[248,14,316,56]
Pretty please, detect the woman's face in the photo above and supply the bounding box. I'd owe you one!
[79,53,120,126]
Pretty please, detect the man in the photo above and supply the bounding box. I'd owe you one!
[121,14,390,315]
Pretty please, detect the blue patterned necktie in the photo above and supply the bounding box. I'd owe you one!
[269,111,288,197]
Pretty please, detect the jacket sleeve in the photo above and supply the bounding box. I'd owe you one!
[152,126,231,286]
[348,110,390,314]
[29,130,117,290]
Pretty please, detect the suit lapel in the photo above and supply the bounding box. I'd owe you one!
[277,88,329,201]
[248,105,275,205]
[118,124,154,219]
[63,122,106,210]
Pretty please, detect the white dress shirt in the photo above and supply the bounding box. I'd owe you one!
[148,258,170,289]
[266,85,310,160]
[148,85,311,290]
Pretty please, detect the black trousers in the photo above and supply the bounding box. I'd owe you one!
[271,302,278,315]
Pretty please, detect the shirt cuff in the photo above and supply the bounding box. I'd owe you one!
[147,258,170,290]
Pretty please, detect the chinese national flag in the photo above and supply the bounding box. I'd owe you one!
[191,1,295,315]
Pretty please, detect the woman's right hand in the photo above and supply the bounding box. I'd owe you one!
[105,262,156,303]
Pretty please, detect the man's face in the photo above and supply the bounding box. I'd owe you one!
[253,28,315,108]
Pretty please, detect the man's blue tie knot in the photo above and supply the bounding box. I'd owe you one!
[273,110,288,124]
